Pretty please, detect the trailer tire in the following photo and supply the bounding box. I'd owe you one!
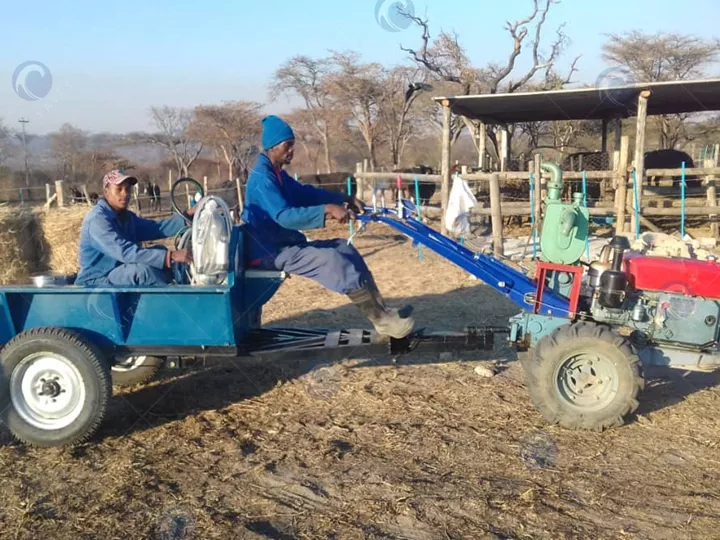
[0,327,112,447]
[111,355,163,387]
[521,322,645,431]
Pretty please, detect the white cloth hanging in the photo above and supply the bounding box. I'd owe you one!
[444,174,478,237]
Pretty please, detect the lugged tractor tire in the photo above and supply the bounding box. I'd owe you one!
[521,321,645,431]
[111,355,163,387]
[0,327,112,447]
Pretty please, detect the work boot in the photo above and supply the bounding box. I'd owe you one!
[347,282,415,339]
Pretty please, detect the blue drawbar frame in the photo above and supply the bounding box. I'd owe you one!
[356,202,572,318]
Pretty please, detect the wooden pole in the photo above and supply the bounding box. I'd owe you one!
[235,177,244,215]
[601,118,609,153]
[55,180,65,208]
[533,153,542,224]
[440,100,452,235]
[45,183,50,204]
[355,162,364,201]
[615,135,630,235]
[489,172,504,256]
[203,175,208,194]
[168,170,172,193]
[500,126,509,172]
[81,184,91,207]
[631,89,651,235]
[478,122,487,170]
[707,156,719,238]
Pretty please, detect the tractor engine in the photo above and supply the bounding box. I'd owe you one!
[584,237,720,351]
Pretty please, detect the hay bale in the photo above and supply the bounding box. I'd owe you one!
[37,206,89,275]
[0,208,43,285]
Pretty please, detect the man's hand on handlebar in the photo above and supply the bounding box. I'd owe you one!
[346,196,366,215]
[325,204,354,224]
[166,249,193,267]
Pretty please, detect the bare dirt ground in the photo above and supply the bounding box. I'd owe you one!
[1,220,720,539]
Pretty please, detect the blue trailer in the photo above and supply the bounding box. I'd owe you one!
[2,169,719,448]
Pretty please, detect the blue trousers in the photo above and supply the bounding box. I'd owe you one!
[87,263,170,287]
[263,239,371,294]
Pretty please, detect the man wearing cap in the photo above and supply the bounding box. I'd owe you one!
[241,115,415,339]
[75,169,194,286]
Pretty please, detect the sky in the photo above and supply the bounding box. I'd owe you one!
[1,0,718,135]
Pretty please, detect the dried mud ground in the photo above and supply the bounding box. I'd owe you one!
[2,221,720,540]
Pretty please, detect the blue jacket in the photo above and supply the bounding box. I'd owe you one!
[75,198,188,285]
[241,153,348,263]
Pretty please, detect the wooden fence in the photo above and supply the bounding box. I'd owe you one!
[354,139,720,255]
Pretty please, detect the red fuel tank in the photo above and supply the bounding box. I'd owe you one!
[623,252,720,298]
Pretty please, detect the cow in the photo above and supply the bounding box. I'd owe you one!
[644,149,700,189]
[152,183,162,212]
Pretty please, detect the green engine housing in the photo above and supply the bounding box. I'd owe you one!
[538,162,589,265]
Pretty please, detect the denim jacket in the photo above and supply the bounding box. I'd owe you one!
[75,198,187,285]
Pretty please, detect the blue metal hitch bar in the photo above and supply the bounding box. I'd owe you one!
[355,201,572,319]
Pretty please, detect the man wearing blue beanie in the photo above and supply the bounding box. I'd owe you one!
[241,115,414,339]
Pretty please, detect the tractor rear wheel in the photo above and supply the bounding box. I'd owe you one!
[521,322,645,431]
[0,327,112,447]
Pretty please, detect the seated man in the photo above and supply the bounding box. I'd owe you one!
[242,115,415,339]
[75,169,194,286]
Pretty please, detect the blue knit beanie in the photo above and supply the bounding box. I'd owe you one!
[261,115,295,151]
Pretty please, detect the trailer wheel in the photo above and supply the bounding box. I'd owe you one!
[111,355,163,387]
[0,327,112,447]
[522,322,645,431]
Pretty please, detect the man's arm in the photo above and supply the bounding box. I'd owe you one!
[256,175,328,230]
[133,212,188,242]
[284,172,349,206]
[88,215,168,269]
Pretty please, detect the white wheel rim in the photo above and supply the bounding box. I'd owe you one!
[112,355,147,373]
[10,352,87,430]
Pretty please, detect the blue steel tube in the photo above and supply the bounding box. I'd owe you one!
[681,161,686,238]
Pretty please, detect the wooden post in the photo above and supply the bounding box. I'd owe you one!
[203,175,208,194]
[489,172,504,256]
[45,183,51,204]
[631,89,651,235]
[499,125,509,172]
[461,165,468,175]
[81,184,91,207]
[440,100,452,235]
[355,162,364,201]
[55,180,65,208]
[615,135,630,235]
[235,177,244,215]
[478,122,487,170]
[707,157,719,238]
[168,170,172,193]
[601,118,609,153]
[533,153,542,222]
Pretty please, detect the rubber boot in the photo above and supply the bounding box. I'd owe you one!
[347,283,415,339]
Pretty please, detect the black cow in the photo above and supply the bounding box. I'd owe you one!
[644,149,700,188]
[297,172,358,198]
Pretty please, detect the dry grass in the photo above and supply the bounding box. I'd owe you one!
[0,208,42,284]
[0,220,719,539]
[36,206,88,276]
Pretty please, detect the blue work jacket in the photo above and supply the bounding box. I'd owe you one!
[75,198,188,286]
[241,153,348,264]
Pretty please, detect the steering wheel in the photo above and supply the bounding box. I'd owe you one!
[171,177,205,224]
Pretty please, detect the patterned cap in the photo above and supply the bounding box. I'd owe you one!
[103,169,137,188]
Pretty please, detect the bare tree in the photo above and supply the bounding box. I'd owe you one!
[399,0,579,161]
[193,101,263,181]
[50,123,88,181]
[325,51,386,170]
[0,119,12,168]
[377,65,431,169]
[147,106,204,177]
[602,31,720,149]
[270,56,337,173]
